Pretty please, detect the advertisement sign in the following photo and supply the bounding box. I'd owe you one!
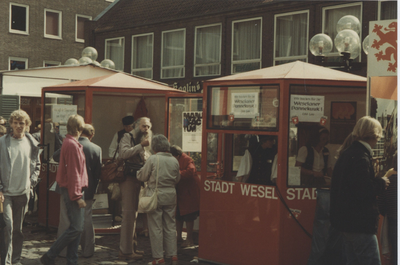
[290,95,325,122]
[182,111,202,152]
[51,105,77,124]
[231,92,259,118]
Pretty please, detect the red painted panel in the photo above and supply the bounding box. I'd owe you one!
[199,179,317,265]
[37,163,60,228]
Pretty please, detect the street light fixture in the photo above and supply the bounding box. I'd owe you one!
[63,47,115,69]
[309,33,333,64]
[309,15,367,72]
[334,29,361,71]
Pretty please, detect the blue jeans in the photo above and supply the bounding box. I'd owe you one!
[342,232,381,265]
[308,189,346,265]
[46,188,84,265]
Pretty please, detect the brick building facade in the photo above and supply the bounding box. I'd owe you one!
[86,0,396,91]
[0,0,113,70]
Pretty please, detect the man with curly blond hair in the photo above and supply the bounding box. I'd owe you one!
[0,109,41,265]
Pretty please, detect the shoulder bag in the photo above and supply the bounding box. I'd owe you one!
[100,142,126,183]
[138,155,159,213]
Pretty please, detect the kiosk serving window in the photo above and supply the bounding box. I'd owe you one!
[287,85,365,187]
[43,91,85,160]
[207,85,279,131]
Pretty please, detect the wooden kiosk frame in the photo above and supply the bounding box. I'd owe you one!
[37,72,184,228]
[197,61,367,265]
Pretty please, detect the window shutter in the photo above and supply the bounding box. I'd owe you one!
[0,95,20,120]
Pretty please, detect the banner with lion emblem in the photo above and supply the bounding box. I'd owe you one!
[368,19,397,76]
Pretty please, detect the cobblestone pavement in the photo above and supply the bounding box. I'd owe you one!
[16,214,204,265]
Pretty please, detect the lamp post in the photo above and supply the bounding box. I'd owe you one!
[309,15,368,72]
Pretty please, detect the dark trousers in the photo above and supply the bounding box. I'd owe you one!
[0,213,5,265]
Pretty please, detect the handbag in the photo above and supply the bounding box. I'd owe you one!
[124,161,143,177]
[100,143,126,183]
[138,155,159,213]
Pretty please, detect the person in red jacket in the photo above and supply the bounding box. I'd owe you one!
[170,145,200,248]
[41,114,87,265]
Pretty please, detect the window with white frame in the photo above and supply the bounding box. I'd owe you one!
[9,3,29,34]
[379,1,397,20]
[76,15,92,42]
[274,11,309,65]
[105,37,125,71]
[232,18,262,74]
[161,29,185,79]
[43,61,61,67]
[194,24,221,77]
[44,9,62,39]
[132,33,153,79]
[9,57,27,70]
[322,2,362,62]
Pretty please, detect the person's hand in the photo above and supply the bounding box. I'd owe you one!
[77,199,86,208]
[384,168,397,179]
[313,171,324,178]
[141,138,150,147]
[0,191,3,203]
[382,176,390,188]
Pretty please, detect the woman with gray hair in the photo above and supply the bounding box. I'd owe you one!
[137,134,180,265]
[330,116,390,264]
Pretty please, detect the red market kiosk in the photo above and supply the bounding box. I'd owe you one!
[37,72,184,228]
[197,61,367,265]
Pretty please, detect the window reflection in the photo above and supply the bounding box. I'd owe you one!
[208,85,279,131]
[234,134,278,186]
[43,92,83,160]
[287,85,366,187]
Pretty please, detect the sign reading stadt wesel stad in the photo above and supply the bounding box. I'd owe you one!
[368,19,397,77]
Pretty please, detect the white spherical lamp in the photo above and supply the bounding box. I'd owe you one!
[336,15,361,34]
[100,59,116,69]
[78,57,93,65]
[82,47,98,61]
[362,35,370,55]
[64,58,79,66]
[309,33,333,56]
[334,29,361,59]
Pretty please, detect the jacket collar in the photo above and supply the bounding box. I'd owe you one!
[352,141,373,158]
[358,140,373,156]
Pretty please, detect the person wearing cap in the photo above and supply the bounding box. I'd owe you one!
[236,135,277,185]
[108,116,135,158]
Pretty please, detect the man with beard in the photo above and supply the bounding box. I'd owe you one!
[117,117,152,261]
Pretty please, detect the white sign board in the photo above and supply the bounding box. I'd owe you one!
[231,92,259,118]
[182,111,202,152]
[290,95,324,122]
[368,20,397,76]
[51,105,77,124]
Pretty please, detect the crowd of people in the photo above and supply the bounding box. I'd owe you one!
[0,112,201,265]
[0,110,395,265]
